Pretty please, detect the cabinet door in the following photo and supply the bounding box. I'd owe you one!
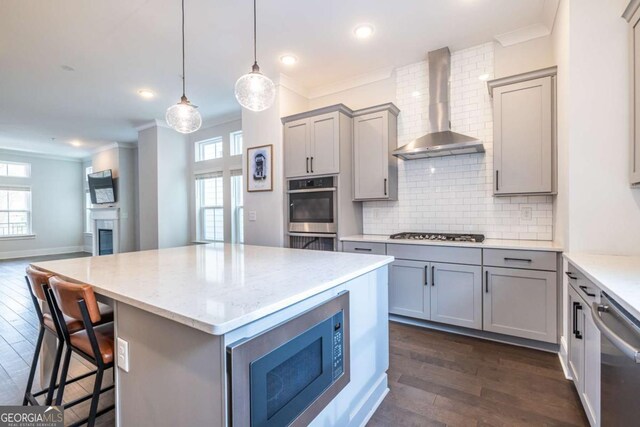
[483,267,557,343]
[388,260,430,319]
[309,112,340,176]
[632,18,640,185]
[582,303,600,426]
[284,118,310,178]
[353,111,389,200]
[430,263,482,330]
[493,76,553,195]
[568,286,585,392]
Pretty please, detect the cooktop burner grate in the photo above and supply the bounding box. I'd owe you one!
[389,232,485,243]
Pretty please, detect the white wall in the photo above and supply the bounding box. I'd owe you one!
[0,150,84,259]
[565,0,640,255]
[494,36,555,78]
[137,127,159,250]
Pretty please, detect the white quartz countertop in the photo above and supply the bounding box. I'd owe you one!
[32,244,393,335]
[564,252,640,320]
[341,234,563,252]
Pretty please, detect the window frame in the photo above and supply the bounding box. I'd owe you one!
[0,161,31,178]
[0,186,33,238]
[195,137,224,162]
[230,131,243,157]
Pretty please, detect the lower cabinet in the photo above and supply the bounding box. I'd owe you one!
[567,278,600,426]
[483,266,557,343]
[389,260,430,319]
[389,260,482,330]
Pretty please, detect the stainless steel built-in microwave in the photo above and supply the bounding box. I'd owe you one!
[227,292,350,427]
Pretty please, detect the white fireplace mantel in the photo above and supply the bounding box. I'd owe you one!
[90,207,120,256]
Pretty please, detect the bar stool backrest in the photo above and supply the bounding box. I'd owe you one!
[49,276,102,324]
[25,266,52,302]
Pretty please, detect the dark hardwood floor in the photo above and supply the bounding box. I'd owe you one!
[368,322,589,427]
[1,253,587,426]
[0,253,114,426]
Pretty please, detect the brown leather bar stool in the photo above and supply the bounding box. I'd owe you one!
[23,266,112,406]
[48,276,115,427]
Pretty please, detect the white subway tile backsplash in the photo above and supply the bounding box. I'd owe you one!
[362,42,554,240]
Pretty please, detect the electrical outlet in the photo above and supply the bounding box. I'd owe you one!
[117,337,130,372]
[248,211,257,221]
[521,207,533,221]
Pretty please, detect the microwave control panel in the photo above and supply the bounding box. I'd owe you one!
[332,311,344,380]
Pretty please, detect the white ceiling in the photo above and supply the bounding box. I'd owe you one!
[0,0,550,158]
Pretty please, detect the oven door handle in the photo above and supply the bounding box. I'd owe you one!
[287,188,337,194]
[288,232,337,238]
[591,302,640,363]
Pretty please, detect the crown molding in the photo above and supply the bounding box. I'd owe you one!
[494,23,551,47]
[0,148,83,162]
[90,141,136,156]
[307,67,395,99]
[278,74,310,98]
[135,119,170,132]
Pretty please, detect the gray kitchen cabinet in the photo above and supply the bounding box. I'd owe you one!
[282,105,352,178]
[389,259,430,319]
[353,103,399,201]
[483,266,557,343]
[430,263,482,330]
[488,68,557,196]
[568,284,586,388]
[624,2,640,186]
[284,118,310,178]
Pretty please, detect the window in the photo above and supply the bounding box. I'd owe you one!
[230,131,243,156]
[0,187,31,236]
[231,169,243,243]
[195,137,223,162]
[85,191,92,233]
[196,172,224,241]
[0,161,30,178]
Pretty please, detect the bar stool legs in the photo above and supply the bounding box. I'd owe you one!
[22,325,45,406]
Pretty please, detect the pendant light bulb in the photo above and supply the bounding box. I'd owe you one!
[235,0,275,112]
[166,0,202,134]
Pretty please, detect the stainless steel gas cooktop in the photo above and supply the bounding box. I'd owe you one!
[389,232,485,243]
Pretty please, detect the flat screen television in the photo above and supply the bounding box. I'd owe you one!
[88,169,116,204]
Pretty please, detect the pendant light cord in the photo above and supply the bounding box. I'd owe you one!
[182,0,186,97]
[253,0,257,66]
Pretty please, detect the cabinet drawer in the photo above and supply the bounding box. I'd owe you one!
[566,262,599,305]
[342,241,386,255]
[483,249,557,271]
[387,244,481,265]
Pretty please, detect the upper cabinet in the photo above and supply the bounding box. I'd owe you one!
[488,67,557,196]
[282,105,352,178]
[624,1,640,186]
[352,103,400,201]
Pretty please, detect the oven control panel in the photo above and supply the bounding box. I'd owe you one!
[289,176,335,190]
[332,311,344,380]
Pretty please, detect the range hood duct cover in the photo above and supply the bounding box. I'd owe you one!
[393,47,485,160]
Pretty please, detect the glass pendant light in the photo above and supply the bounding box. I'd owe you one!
[166,0,202,133]
[235,0,275,112]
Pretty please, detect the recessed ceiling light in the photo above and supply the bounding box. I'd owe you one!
[138,89,155,99]
[478,73,490,81]
[70,140,82,147]
[279,55,298,65]
[354,24,375,39]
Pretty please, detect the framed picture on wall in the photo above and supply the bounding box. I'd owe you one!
[247,144,273,192]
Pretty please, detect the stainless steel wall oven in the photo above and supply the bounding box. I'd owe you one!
[227,292,350,427]
[287,176,337,251]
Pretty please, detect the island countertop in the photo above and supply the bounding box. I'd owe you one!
[32,244,393,335]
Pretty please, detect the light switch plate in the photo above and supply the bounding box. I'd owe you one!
[117,337,130,372]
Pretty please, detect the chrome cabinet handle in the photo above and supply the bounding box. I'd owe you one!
[591,303,640,363]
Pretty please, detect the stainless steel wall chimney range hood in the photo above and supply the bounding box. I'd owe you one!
[393,47,485,160]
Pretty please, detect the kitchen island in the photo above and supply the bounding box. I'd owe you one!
[32,243,393,427]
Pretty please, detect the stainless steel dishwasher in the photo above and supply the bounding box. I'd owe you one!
[592,292,640,425]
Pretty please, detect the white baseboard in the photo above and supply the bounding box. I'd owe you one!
[354,374,388,427]
[0,245,86,260]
